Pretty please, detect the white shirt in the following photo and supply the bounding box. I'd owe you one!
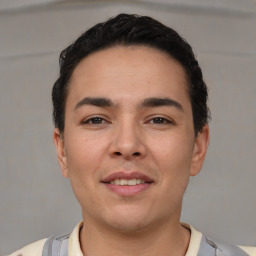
[7,222,256,256]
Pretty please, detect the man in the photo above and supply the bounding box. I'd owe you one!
[8,14,255,256]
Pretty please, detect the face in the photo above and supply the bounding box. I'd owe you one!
[54,46,209,232]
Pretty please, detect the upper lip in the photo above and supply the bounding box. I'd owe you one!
[101,172,154,183]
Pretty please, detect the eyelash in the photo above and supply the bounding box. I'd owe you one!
[147,117,173,125]
[82,116,109,125]
[82,116,173,126]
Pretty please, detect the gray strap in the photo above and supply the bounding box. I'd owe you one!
[214,240,250,256]
[197,235,217,256]
[197,234,250,256]
[42,237,54,256]
[42,234,69,256]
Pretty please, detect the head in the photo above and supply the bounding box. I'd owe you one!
[52,13,210,136]
[52,14,210,233]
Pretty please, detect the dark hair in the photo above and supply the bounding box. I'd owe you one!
[52,13,210,135]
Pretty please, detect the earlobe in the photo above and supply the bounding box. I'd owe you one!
[190,124,210,176]
[53,128,69,178]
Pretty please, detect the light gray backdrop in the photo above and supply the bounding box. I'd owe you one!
[1,0,256,254]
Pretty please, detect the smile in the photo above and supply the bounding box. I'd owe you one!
[110,178,146,185]
[102,172,153,196]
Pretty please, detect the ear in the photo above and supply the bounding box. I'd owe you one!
[190,124,210,176]
[53,128,69,178]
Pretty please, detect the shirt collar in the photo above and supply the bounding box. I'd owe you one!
[68,221,84,256]
[68,221,202,256]
[182,223,203,256]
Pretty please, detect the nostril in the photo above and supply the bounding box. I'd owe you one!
[113,152,140,157]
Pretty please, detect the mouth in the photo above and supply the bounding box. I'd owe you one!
[101,172,154,196]
[109,178,147,186]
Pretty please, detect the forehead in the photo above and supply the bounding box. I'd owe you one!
[68,45,190,107]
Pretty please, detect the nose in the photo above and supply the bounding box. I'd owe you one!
[109,119,147,160]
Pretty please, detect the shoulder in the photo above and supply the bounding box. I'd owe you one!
[239,246,256,256]
[203,235,256,256]
[7,238,47,256]
[6,222,83,256]
[184,223,256,256]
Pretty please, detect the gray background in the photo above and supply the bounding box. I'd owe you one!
[1,0,256,254]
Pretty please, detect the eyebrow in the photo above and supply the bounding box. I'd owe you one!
[140,97,184,111]
[74,97,114,110]
[74,96,183,112]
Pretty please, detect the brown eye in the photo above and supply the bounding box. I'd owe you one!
[149,117,172,124]
[83,117,107,124]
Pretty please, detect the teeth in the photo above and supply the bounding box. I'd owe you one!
[120,179,128,185]
[110,178,146,185]
[128,179,136,185]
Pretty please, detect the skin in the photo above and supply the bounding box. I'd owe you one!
[54,46,209,256]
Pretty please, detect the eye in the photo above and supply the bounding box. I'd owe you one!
[148,117,173,124]
[82,116,109,125]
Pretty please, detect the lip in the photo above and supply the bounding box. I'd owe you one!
[102,171,154,183]
[101,172,154,196]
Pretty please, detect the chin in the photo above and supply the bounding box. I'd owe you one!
[102,206,154,233]
[107,218,149,233]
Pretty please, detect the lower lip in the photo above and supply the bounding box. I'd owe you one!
[104,183,152,196]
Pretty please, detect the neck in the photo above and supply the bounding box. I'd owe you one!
[79,217,190,256]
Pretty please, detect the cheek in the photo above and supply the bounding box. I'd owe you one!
[150,133,194,183]
[64,135,108,206]
[64,133,109,178]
